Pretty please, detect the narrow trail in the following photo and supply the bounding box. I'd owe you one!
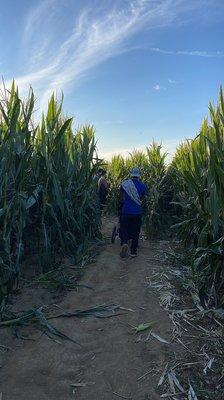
[0,219,173,400]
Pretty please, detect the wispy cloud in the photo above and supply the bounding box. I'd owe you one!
[149,47,224,57]
[4,0,217,110]
[153,84,166,91]
[154,84,161,91]
[168,78,178,84]
[23,0,55,37]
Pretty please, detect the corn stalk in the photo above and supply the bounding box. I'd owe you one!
[171,87,224,307]
[0,82,101,305]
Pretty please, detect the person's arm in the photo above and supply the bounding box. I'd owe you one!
[139,183,147,200]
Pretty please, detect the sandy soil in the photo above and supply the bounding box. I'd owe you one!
[0,219,173,400]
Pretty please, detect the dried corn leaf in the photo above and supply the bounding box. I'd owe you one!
[158,363,168,386]
[170,371,184,392]
[168,372,176,393]
[203,357,214,374]
[70,383,87,387]
[188,384,198,400]
[150,331,170,344]
[160,291,177,309]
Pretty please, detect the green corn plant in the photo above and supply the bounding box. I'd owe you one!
[171,87,224,307]
[107,154,128,214]
[0,82,102,307]
[144,142,169,236]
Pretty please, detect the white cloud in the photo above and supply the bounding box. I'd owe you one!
[23,0,56,38]
[168,78,178,84]
[150,47,224,57]
[3,0,212,111]
[154,84,161,91]
[153,84,166,91]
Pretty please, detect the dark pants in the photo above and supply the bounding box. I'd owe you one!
[99,186,108,211]
[99,194,107,211]
[120,214,142,254]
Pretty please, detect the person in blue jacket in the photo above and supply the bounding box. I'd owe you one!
[119,167,147,258]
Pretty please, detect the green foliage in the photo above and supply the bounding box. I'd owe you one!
[106,87,224,307]
[0,82,101,304]
[144,142,170,236]
[107,154,128,213]
[2,81,224,311]
[171,87,224,307]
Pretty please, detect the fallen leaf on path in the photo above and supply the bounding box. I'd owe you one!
[160,291,178,309]
[188,384,198,400]
[133,322,154,333]
[203,357,214,374]
[119,306,135,312]
[158,363,168,386]
[70,383,88,387]
[150,332,170,344]
[168,372,176,393]
[170,371,184,392]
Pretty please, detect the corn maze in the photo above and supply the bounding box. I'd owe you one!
[0,83,224,312]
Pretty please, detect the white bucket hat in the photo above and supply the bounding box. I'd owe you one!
[130,166,141,178]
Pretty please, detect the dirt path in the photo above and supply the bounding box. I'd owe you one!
[0,219,173,400]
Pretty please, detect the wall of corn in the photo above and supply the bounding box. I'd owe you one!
[0,82,101,303]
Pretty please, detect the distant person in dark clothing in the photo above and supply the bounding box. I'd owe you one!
[119,167,147,258]
[98,169,109,211]
[93,168,103,183]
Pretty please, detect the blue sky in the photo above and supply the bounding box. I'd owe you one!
[1,0,224,159]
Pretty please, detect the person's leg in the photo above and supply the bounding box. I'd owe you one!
[99,193,106,212]
[130,215,142,255]
[120,215,129,245]
[120,215,130,258]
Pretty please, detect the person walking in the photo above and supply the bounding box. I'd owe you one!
[119,167,147,258]
[98,169,109,211]
[93,168,103,183]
